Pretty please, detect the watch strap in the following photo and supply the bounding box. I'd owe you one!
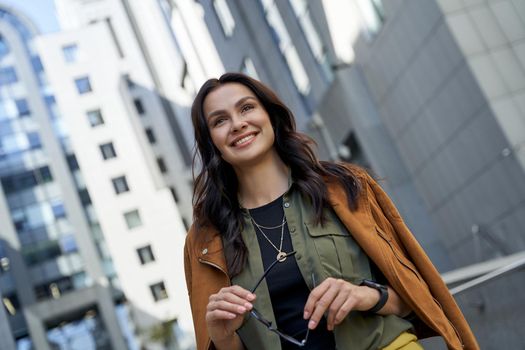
[360,279,388,313]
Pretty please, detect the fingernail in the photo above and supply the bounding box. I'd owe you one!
[244,302,253,310]
[303,311,309,319]
[308,320,316,329]
[238,306,246,313]
[247,293,255,300]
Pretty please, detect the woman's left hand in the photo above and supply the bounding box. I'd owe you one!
[303,278,380,331]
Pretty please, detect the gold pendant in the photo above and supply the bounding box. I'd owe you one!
[277,251,287,262]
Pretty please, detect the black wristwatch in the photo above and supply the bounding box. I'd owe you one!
[360,279,389,313]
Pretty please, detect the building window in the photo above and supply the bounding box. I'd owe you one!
[133,98,145,115]
[123,73,135,88]
[62,44,78,63]
[78,189,92,205]
[87,109,104,127]
[145,128,156,144]
[150,281,168,301]
[124,209,142,229]
[15,99,30,117]
[259,0,310,95]
[357,0,385,38]
[27,132,42,149]
[59,234,78,253]
[74,77,92,94]
[240,57,259,80]
[169,187,179,203]
[0,166,53,195]
[112,175,130,194]
[0,67,18,85]
[99,142,117,160]
[180,62,196,95]
[2,294,20,315]
[0,36,9,58]
[137,245,155,265]
[157,157,168,174]
[213,0,235,37]
[51,201,66,219]
[289,0,332,81]
[66,154,80,171]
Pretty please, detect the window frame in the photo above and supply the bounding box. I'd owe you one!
[87,109,104,127]
[111,175,130,195]
[74,76,92,94]
[99,142,117,160]
[150,281,169,301]
[137,245,156,265]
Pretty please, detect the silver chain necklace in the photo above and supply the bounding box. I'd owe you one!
[249,213,288,262]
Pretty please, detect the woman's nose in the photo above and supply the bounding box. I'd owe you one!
[231,115,247,132]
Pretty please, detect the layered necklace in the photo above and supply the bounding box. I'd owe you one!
[249,212,289,263]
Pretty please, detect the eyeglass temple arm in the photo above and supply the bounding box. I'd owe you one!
[250,251,297,293]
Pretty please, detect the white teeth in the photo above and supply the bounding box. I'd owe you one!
[234,134,255,146]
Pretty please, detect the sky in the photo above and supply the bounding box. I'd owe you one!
[1,0,60,33]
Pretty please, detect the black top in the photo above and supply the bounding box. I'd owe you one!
[249,196,336,350]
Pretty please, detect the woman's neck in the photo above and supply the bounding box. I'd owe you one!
[235,153,290,209]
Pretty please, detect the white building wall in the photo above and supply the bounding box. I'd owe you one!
[36,21,194,342]
[53,0,226,227]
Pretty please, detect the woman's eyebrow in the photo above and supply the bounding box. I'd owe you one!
[207,96,257,120]
[234,96,257,108]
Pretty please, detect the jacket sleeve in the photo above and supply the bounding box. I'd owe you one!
[365,173,479,350]
[184,227,222,350]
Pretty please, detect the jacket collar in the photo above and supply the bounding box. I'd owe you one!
[197,180,374,273]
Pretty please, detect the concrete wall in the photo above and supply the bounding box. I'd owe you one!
[349,0,525,347]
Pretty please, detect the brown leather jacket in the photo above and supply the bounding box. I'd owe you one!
[184,169,479,350]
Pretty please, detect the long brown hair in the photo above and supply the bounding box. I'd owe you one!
[191,72,360,277]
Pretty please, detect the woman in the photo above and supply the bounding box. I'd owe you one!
[184,73,478,350]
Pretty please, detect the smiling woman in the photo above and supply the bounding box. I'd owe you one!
[203,83,277,170]
[184,73,478,350]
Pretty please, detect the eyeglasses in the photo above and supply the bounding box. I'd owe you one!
[249,251,310,347]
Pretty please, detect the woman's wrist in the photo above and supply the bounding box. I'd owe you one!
[357,285,382,312]
[359,280,389,313]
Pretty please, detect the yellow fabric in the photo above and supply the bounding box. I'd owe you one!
[382,332,423,350]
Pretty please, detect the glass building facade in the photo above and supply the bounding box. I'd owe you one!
[0,6,123,348]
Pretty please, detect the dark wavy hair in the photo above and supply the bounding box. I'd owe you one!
[191,72,361,277]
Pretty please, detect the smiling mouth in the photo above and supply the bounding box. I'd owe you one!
[232,133,257,147]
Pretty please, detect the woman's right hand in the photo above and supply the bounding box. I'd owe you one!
[206,285,256,348]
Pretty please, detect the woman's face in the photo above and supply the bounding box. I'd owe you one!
[203,83,275,168]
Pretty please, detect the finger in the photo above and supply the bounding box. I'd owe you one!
[206,309,237,322]
[208,299,249,315]
[303,279,332,319]
[216,290,254,310]
[334,298,357,326]
[219,285,256,301]
[326,289,350,330]
[308,284,340,330]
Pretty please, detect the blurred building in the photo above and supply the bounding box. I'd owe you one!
[0,3,128,349]
[199,0,525,348]
[0,286,16,350]
[0,0,222,348]
[198,0,451,269]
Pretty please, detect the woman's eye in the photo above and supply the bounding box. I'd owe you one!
[212,117,226,127]
[241,104,254,113]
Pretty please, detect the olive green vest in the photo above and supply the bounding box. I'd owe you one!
[232,187,412,350]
